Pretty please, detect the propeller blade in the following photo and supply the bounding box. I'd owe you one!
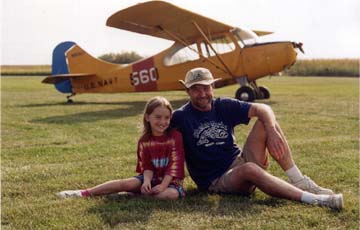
[293,42,305,54]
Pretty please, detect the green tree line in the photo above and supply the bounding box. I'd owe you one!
[98,51,143,64]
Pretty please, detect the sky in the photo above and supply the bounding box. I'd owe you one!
[1,0,359,65]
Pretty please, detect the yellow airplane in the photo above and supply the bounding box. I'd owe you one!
[42,1,303,103]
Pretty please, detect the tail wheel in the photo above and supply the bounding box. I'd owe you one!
[235,86,255,102]
[66,93,76,104]
[259,86,270,99]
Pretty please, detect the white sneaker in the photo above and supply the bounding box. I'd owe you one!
[57,190,83,198]
[292,176,334,195]
[315,194,344,210]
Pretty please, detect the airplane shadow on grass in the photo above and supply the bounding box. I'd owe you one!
[29,99,189,124]
[27,99,276,125]
[87,189,286,228]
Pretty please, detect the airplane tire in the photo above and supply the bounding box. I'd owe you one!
[259,86,270,99]
[235,86,255,102]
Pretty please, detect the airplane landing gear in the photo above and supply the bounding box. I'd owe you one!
[259,86,270,99]
[235,86,255,102]
[66,93,76,103]
[234,78,270,102]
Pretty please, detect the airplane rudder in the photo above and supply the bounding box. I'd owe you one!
[52,41,75,94]
[52,41,76,75]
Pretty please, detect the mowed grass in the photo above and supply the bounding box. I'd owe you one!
[1,76,359,229]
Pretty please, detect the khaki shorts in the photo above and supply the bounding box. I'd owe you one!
[208,150,269,194]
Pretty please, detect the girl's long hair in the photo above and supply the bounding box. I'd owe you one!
[140,96,173,141]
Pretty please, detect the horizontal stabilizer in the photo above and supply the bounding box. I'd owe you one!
[42,73,96,84]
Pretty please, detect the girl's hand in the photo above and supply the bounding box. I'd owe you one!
[141,181,152,195]
[151,184,166,194]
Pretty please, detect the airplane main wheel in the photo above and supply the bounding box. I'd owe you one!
[235,86,255,102]
[259,86,270,99]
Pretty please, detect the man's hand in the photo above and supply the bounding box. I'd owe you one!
[266,126,286,160]
[248,103,287,160]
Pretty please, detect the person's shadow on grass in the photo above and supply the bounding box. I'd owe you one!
[87,188,285,228]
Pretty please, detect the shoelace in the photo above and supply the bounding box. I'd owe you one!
[304,176,321,192]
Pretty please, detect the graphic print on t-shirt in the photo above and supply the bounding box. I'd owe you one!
[151,158,169,168]
[193,121,228,147]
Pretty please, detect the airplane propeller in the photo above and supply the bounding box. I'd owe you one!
[293,42,305,54]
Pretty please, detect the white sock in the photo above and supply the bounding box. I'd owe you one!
[286,165,303,183]
[301,192,329,204]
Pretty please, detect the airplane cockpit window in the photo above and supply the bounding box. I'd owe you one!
[232,27,260,48]
[200,35,235,58]
[164,35,236,66]
[164,43,199,66]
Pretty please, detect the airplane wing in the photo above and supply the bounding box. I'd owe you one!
[42,73,96,84]
[106,1,271,42]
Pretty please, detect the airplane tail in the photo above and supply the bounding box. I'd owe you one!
[43,41,120,94]
[50,41,76,93]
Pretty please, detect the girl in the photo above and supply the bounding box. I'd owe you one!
[57,96,185,200]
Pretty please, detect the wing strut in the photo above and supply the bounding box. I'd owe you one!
[156,26,229,74]
[191,21,234,77]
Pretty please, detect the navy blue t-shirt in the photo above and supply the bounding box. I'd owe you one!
[171,97,251,190]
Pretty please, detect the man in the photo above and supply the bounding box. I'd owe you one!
[171,67,343,209]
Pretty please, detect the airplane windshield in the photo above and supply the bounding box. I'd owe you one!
[232,27,260,47]
[164,34,236,66]
[163,43,200,66]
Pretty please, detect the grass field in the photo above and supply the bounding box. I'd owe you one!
[1,76,359,229]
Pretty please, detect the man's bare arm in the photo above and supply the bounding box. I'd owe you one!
[248,103,286,160]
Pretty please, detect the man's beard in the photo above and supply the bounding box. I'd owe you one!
[192,96,212,111]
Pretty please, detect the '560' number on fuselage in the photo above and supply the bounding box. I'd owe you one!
[130,67,159,86]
